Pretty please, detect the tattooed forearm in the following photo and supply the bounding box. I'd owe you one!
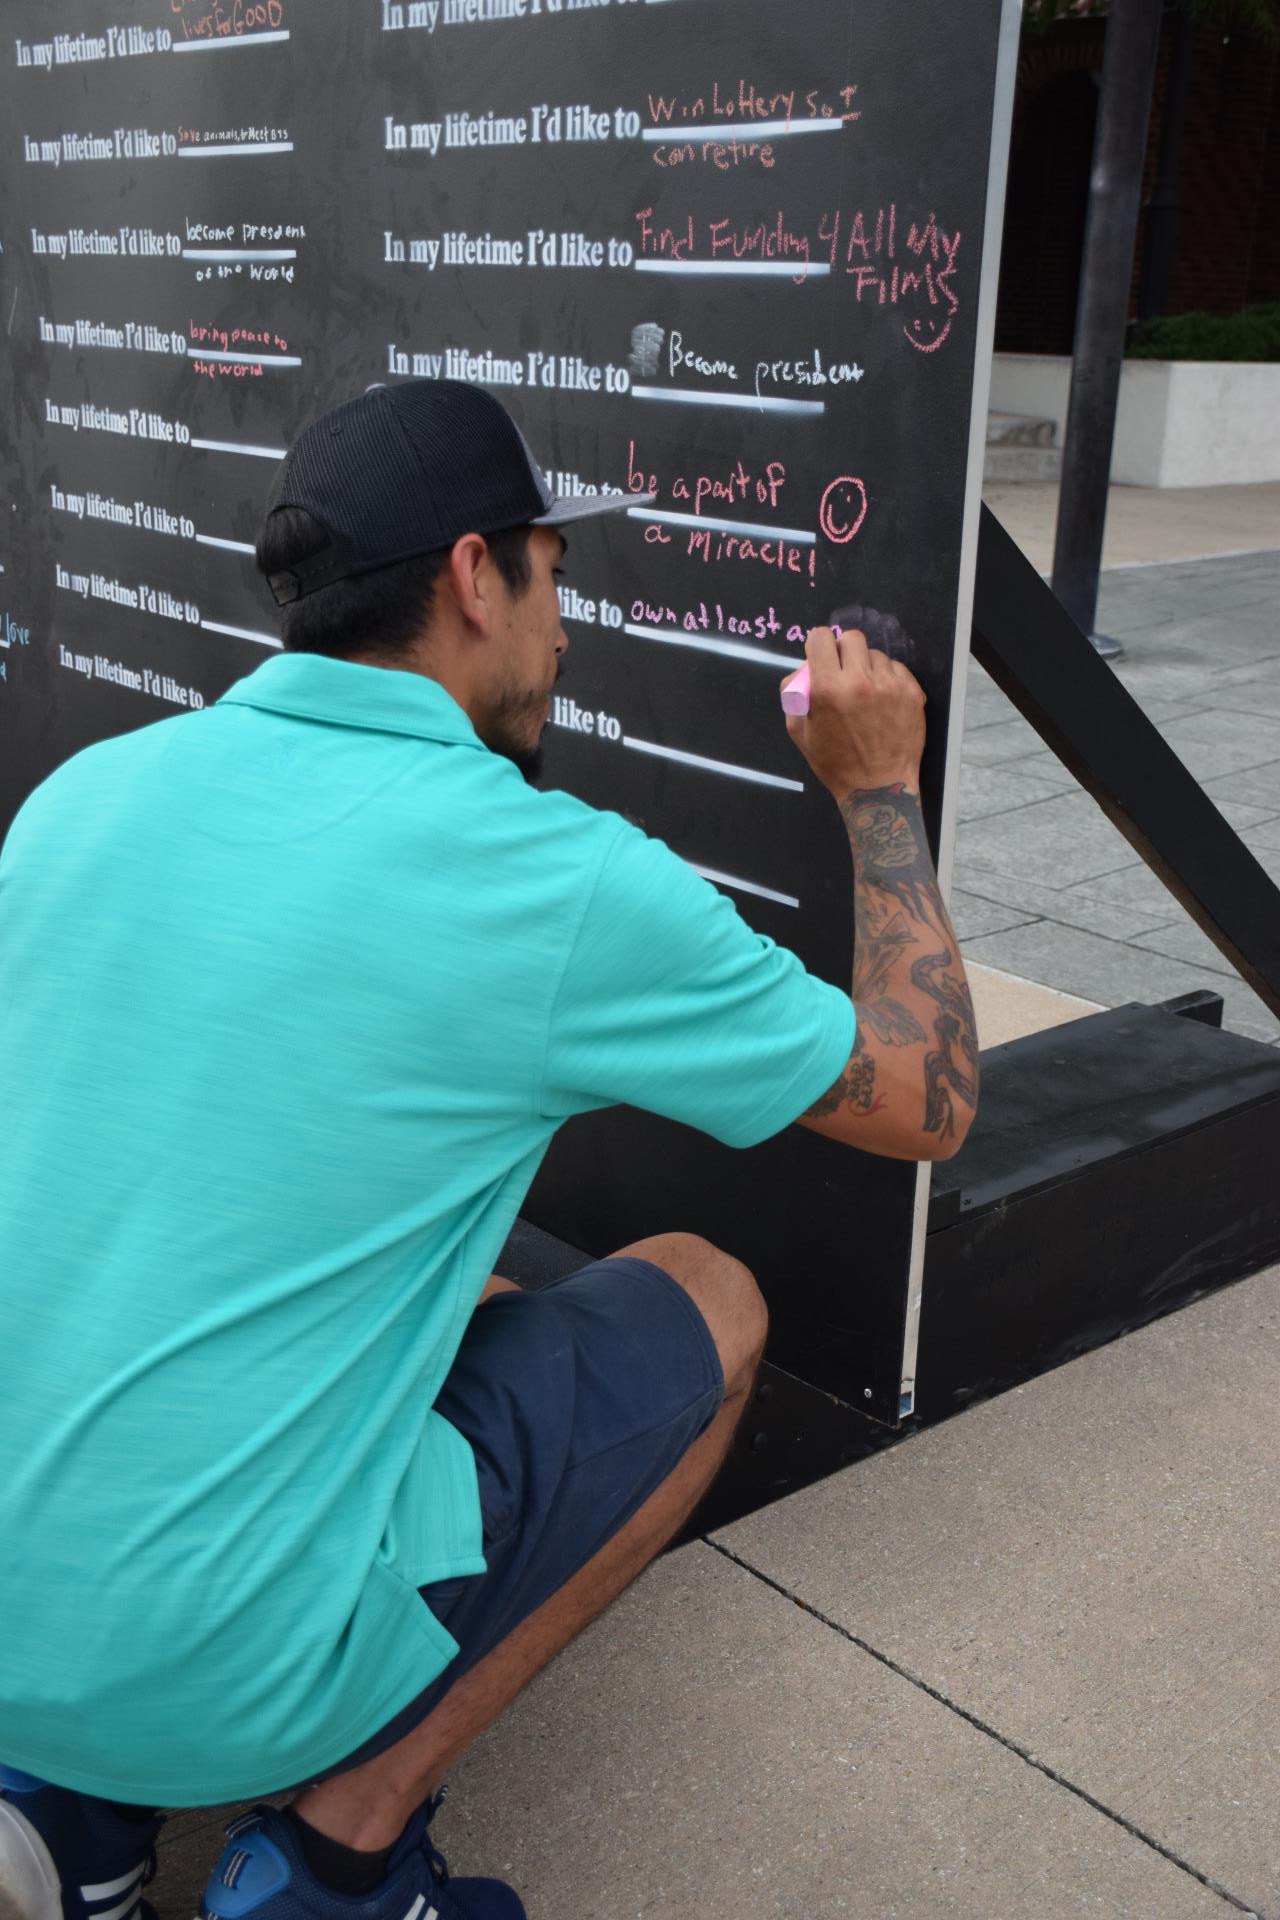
[806,1026,886,1119]
[807,783,979,1144]
[912,947,980,1138]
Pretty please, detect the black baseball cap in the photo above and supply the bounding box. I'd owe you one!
[264,380,652,606]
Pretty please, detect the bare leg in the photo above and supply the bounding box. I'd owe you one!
[477,1273,521,1304]
[292,1233,766,1850]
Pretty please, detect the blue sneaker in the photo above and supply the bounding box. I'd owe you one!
[0,1766,164,1920]
[198,1794,524,1920]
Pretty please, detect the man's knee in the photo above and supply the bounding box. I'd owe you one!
[610,1231,767,1395]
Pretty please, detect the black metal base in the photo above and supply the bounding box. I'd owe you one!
[917,991,1280,1420]
[499,990,1280,1535]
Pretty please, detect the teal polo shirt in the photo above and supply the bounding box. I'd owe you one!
[0,652,854,1804]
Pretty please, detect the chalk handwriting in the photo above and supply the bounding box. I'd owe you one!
[646,78,860,167]
[177,124,289,147]
[629,594,820,650]
[647,78,860,132]
[169,0,285,44]
[627,439,789,518]
[635,203,964,345]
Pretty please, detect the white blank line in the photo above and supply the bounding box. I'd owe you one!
[172,30,290,49]
[178,142,294,158]
[201,619,280,649]
[624,622,797,672]
[192,437,286,459]
[195,534,255,554]
[625,736,803,792]
[628,507,816,545]
[187,348,301,366]
[642,119,842,143]
[693,863,799,910]
[181,249,296,261]
[635,260,830,278]
[632,385,824,417]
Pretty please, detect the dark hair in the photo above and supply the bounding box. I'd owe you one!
[255,505,534,661]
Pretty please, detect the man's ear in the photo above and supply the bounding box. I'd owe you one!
[444,534,493,634]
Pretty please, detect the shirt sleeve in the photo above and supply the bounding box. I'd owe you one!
[539,821,856,1150]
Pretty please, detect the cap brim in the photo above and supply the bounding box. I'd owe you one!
[533,490,656,528]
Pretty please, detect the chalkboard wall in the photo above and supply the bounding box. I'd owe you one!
[0,0,1019,1421]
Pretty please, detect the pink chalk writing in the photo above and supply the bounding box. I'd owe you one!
[188,319,290,352]
[190,360,264,379]
[627,439,789,517]
[646,79,860,133]
[170,0,284,41]
[633,202,963,346]
[629,594,818,650]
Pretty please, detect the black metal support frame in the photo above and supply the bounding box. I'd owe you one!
[973,505,1280,1016]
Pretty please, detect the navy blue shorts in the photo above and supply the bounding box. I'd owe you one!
[306,1257,724,1783]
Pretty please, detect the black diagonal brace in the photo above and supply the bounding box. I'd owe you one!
[971,505,1280,1019]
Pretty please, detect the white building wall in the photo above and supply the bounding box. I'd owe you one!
[990,353,1280,487]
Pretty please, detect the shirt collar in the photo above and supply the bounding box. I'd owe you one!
[217,652,486,749]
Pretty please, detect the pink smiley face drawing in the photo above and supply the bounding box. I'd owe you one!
[820,476,869,545]
[904,313,956,354]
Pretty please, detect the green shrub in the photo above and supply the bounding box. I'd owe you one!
[1126,304,1280,362]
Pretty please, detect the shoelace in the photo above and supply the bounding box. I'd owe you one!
[418,1788,450,1890]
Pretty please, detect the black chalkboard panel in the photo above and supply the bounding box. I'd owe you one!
[0,0,1019,1422]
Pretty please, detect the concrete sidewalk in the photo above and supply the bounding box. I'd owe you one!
[955,484,1280,1048]
[981,478,1280,575]
[153,1259,1280,1919]
[439,1264,1280,1919]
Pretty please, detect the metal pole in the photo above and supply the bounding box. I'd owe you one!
[1137,6,1194,322]
[1050,0,1164,656]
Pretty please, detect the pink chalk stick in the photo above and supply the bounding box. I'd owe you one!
[780,662,811,717]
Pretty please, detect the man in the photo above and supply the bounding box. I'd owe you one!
[0,382,978,1920]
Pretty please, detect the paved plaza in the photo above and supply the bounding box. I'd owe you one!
[956,543,1280,1046]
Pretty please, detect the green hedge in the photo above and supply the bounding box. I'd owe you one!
[1126,304,1280,362]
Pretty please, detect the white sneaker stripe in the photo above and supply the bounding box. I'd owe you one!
[88,1893,141,1920]
[402,1896,426,1920]
[80,1863,146,1901]
[88,1889,142,1920]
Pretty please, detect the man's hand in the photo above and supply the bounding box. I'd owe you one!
[783,626,927,801]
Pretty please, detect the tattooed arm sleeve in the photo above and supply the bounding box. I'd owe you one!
[798,785,980,1159]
